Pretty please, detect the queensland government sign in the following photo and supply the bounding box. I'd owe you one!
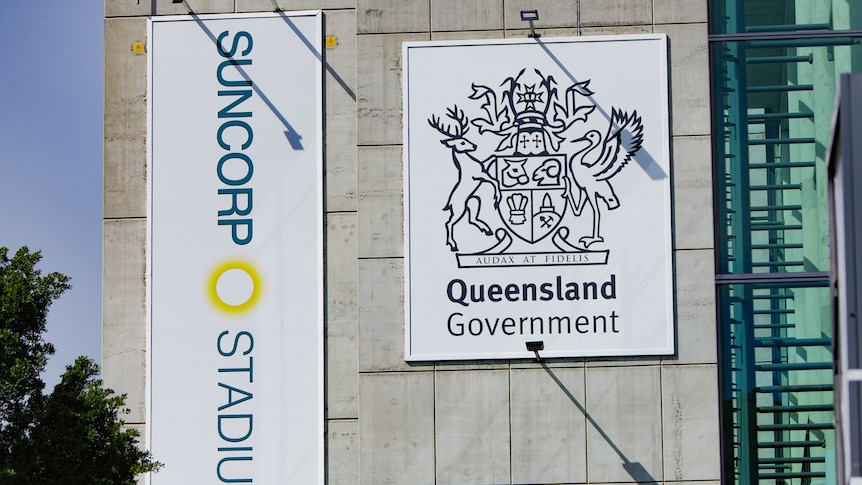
[403,35,673,360]
[148,12,322,484]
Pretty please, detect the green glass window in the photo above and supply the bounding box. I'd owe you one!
[720,283,835,484]
[712,0,862,35]
[710,2,862,483]
[713,39,862,275]
[719,282,834,483]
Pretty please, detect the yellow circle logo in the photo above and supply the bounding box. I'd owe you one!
[208,260,262,314]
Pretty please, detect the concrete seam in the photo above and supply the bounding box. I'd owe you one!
[103,216,148,221]
[584,366,590,484]
[508,363,513,484]
[432,365,438,484]
[356,143,403,148]
[659,362,666,482]
[654,3,659,34]
[356,256,404,261]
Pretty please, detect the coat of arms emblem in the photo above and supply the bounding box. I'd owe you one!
[428,68,644,268]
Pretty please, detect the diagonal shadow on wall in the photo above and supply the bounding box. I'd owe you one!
[185,7,357,151]
[539,361,659,484]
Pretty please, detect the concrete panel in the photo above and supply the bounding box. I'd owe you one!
[660,482,721,485]
[503,29,538,39]
[656,23,711,137]
[431,0,504,32]
[327,213,359,321]
[586,354,661,368]
[435,370,510,485]
[104,18,147,219]
[579,25,654,36]
[655,0,709,24]
[358,146,403,258]
[102,218,148,422]
[662,365,721,481]
[585,365,663,483]
[592,482,720,485]
[359,372,435,483]
[505,0,651,30]
[326,321,358,418]
[510,367,587,484]
[358,258,412,372]
[509,359,584,370]
[435,360,510,371]
[234,0,276,12]
[357,33,428,146]
[672,249,716,364]
[432,30,505,41]
[357,0,430,34]
[505,25,652,39]
[106,0,152,17]
[237,0,356,11]
[579,0,653,27]
[324,9,359,212]
[326,419,359,485]
[282,0,356,8]
[326,214,359,419]
[154,0,234,15]
[102,219,147,329]
[125,423,148,485]
[323,9,358,91]
[103,324,147,424]
[504,0,579,30]
[672,135,714,250]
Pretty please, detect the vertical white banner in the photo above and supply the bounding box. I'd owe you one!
[404,36,673,360]
[148,12,322,484]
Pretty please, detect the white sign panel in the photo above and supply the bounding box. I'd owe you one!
[404,35,673,360]
[148,12,322,483]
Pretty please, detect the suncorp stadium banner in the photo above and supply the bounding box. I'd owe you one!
[148,12,322,483]
[403,35,673,360]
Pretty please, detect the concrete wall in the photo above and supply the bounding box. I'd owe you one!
[103,0,719,483]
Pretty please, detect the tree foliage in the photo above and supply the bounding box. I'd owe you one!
[0,246,68,432]
[0,246,159,484]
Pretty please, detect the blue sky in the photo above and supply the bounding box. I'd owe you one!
[0,2,104,388]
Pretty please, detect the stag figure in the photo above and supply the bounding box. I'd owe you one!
[429,106,500,252]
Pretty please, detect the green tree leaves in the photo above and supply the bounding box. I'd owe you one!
[0,246,69,432]
[0,246,159,484]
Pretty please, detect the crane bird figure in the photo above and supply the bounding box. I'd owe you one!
[564,108,644,247]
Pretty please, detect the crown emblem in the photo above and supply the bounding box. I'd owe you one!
[503,69,556,129]
[506,70,555,154]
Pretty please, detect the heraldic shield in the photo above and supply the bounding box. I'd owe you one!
[495,154,568,244]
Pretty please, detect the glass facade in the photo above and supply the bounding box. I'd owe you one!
[711,0,862,483]
[718,282,834,483]
[712,1,862,34]
[714,39,862,277]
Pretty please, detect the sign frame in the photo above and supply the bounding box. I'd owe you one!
[403,35,674,361]
[146,11,324,484]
